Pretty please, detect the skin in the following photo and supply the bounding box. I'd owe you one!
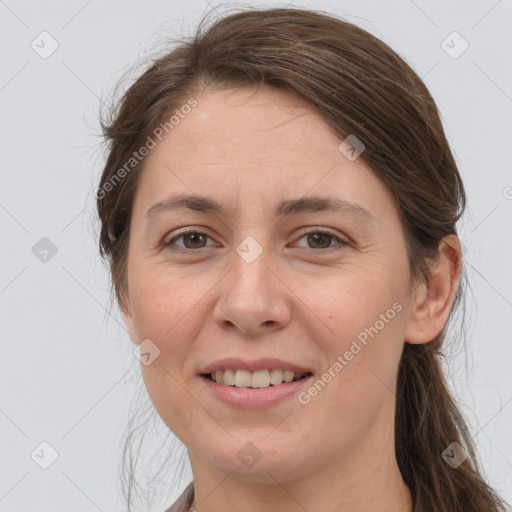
[121,84,462,512]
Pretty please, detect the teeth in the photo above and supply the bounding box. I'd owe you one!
[234,369,252,387]
[209,369,309,388]
[223,369,235,386]
[269,368,284,385]
[252,369,270,388]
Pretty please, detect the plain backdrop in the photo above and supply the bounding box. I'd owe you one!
[1,0,511,510]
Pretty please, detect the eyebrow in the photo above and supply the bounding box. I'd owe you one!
[146,194,376,224]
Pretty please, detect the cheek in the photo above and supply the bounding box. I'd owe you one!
[127,268,200,400]
[301,267,406,398]
[302,292,404,448]
[131,269,205,436]
[141,364,199,446]
[300,262,405,342]
[128,262,207,345]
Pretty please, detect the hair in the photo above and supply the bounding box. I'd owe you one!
[95,5,510,512]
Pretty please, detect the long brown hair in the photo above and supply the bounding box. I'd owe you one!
[96,6,510,511]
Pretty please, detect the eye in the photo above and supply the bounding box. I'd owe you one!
[164,228,215,250]
[163,227,348,252]
[293,228,348,251]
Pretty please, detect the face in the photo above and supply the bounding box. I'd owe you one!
[122,84,419,484]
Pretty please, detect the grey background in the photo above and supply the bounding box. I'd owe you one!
[1,0,511,510]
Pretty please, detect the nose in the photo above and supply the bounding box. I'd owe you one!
[212,247,291,335]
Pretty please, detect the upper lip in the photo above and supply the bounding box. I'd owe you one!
[200,357,313,375]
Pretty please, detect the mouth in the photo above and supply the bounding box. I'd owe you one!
[200,369,314,389]
[199,366,315,408]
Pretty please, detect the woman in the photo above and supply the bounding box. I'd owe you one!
[95,6,510,512]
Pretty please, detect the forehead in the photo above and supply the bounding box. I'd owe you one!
[165,85,333,161]
[132,85,396,226]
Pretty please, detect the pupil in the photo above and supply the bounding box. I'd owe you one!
[185,233,205,248]
[309,233,330,248]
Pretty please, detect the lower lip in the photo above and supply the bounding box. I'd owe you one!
[200,375,313,409]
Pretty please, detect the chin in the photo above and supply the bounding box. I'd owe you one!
[196,437,315,483]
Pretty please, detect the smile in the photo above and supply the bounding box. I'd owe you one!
[203,368,312,388]
[200,371,314,408]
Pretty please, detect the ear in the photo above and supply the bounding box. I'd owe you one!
[404,234,462,344]
[113,263,139,345]
[122,304,140,346]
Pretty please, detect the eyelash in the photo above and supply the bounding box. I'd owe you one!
[163,227,349,253]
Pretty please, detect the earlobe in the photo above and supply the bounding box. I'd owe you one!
[404,234,462,345]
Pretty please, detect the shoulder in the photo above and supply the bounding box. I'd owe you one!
[163,481,194,512]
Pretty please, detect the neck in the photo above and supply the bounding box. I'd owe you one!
[189,460,412,512]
